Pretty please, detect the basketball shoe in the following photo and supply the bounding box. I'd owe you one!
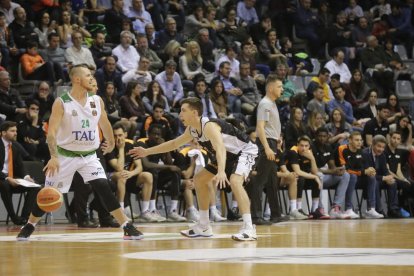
[231,224,257,241]
[123,222,144,240]
[16,223,35,241]
[180,223,213,238]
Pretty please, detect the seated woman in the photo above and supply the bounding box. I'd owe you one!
[284,107,307,150]
[179,40,204,90]
[387,93,405,124]
[142,80,170,114]
[209,79,228,120]
[102,81,137,139]
[306,111,326,142]
[389,115,413,151]
[343,68,370,109]
[119,81,147,138]
[325,108,353,146]
[20,41,62,86]
[258,29,288,71]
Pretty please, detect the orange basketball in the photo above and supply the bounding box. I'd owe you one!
[37,187,63,212]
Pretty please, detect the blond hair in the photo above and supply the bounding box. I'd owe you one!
[184,40,202,65]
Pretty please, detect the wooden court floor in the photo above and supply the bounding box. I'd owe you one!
[0,219,414,276]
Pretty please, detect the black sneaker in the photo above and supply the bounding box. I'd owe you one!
[252,218,272,225]
[99,216,121,228]
[123,222,144,240]
[227,207,242,221]
[309,208,330,220]
[16,223,35,241]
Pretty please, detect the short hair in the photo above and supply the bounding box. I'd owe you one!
[136,33,147,40]
[26,41,38,49]
[71,30,83,40]
[390,131,402,138]
[372,134,387,145]
[148,123,163,135]
[0,121,17,132]
[318,68,330,76]
[93,31,106,39]
[105,55,118,64]
[112,122,126,133]
[331,73,340,81]
[181,97,203,116]
[69,64,89,79]
[266,74,281,90]
[315,127,329,136]
[219,61,231,69]
[333,85,343,94]
[239,61,250,69]
[297,135,312,145]
[153,102,165,111]
[48,32,60,41]
[377,103,390,111]
[312,85,323,93]
[165,59,177,68]
[349,131,362,139]
[26,98,40,107]
[198,28,209,35]
[120,30,133,39]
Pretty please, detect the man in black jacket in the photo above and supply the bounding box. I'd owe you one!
[0,71,26,121]
[0,121,39,225]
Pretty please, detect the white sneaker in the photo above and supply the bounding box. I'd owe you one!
[180,223,213,238]
[186,208,200,222]
[150,210,167,222]
[139,210,158,222]
[124,208,139,219]
[210,208,227,222]
[329,206,350,219]
[231,225,257,241]
[289,209,308,220]
[167,210,187,222]
[365,209,384,219]
[344,209,360,219]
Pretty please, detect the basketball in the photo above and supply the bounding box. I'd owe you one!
[37,187,63,212]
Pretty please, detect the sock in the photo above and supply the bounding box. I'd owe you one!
[312,199,319,212]
[28,221,37,227]
[142,201,149,213]
[170,200,178,213]
[187,205,196,212]
[290,200,297,212]
[120,202,124,209]
[120,221,129,228]
[297,200,302,210]
[209,205,217,212]
[264,202,270,215]
[242,213,253,228]
[199,210,209,226]
[232,200,238,209]
[149,200,156,212]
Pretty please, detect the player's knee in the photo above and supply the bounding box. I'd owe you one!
[141,172,153,183]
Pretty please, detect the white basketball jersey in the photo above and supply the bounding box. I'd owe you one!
[56,92,101,152]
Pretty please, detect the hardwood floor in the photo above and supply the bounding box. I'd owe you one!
[0,219,413,276]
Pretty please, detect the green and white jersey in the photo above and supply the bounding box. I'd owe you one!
[56,92,101,155]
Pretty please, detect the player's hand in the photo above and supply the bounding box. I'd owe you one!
[128,147,148,158]
[115,137,125,149]
[315,175,323,189]
[101,140,114,155]
[265,148,276,161]
[43,157,59,177]
[120,170,132,179]
[213,171,230,189]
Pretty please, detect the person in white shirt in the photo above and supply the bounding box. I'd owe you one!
[122,56,153,88]
[0,0,20,25]
[64,31,96,70]
[324,49,352,83]
[215,44,240,79]
[112,31,140,73]
[126,0,153,34]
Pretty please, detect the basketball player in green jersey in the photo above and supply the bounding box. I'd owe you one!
[17,65,143,241]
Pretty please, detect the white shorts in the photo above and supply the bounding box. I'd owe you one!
[45,154,107,193]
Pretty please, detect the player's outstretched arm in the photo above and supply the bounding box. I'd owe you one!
[44,99,64,177]
[129,128,193,158]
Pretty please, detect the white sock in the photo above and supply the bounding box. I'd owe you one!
[142,201,149,213]
[242,213,253,228]
[209,205,217,212]
[149,200,156,212]
[120,202,124,209]
[232,200,238,209]
[170,200,178,213]
[290,200,297,212]
[312,199,319,212]
[199,210,209,226]
[28,221,37,227]
[264,202,270,214]
[187,205,196,212]
[297,200,302,210]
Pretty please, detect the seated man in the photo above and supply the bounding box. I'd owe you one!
[362,134,401,218]
[0,121,40,225]
[313,127,351,219]
[136,124,186,222]
[284,135,328,219]
[142,103,174,140]
[16,99,48,161]
[106,123,155,222]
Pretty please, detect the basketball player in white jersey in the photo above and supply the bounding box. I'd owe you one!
[129,97,258,241]
[17,65,143,241]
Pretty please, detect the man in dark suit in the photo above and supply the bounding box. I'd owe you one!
[0,121,39,225]
[362,134,401,218]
